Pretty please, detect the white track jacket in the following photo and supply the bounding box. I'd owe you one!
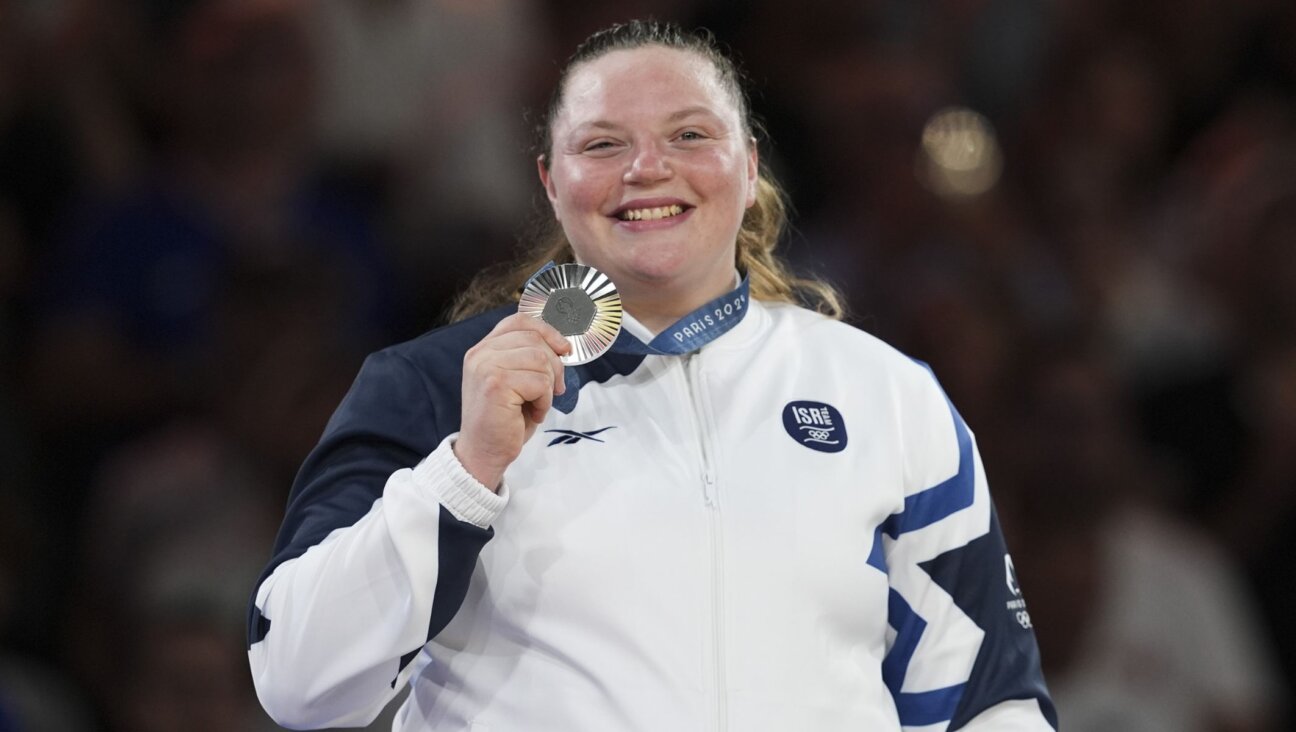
[247,286,1057,731]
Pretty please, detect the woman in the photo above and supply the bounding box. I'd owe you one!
[247,20,1057,731]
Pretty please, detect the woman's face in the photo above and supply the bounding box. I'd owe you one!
[539,46,758,325]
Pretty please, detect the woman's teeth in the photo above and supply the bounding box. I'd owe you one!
[619,204,684,221]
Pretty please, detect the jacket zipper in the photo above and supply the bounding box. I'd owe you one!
[683,353,727,731]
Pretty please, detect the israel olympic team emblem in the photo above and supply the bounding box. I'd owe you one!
[782,401,848,453]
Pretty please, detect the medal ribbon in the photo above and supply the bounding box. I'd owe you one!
[610,276,750,356]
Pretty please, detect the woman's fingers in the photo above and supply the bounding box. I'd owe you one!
[454,314,574,489]
[474,315,570,394]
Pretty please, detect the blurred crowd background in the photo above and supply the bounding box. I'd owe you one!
[0,0,1293,730]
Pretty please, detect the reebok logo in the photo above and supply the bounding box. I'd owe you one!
[782,401,848,453]
[545,427,616,446]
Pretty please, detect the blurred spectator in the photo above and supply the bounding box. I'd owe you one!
[67,423,282,732]
[61,244,394,730]
[23,0,396,485]
[312,0,542,227]
[310,0,556,327]
[1003,347,1283,732]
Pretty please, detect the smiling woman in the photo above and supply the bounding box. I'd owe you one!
[538,45,758,332]
[447,22,840,327]
[247,19,1058,732]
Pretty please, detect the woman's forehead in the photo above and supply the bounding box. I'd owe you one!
[557,46,738,126]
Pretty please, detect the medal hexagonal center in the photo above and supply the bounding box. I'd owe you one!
[541,287,596,336]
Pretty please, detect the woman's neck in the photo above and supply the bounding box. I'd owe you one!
[621,272,742,336]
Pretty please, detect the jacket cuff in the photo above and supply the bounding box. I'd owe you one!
[412,434,509,529]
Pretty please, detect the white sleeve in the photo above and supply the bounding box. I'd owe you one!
[248,436,506,729]
[883,362,1056,731]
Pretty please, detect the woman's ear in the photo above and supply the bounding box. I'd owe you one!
[537,155,561,220]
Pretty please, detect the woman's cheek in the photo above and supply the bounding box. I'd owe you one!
[560,160,618,211]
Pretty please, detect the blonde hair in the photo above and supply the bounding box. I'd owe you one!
[448,20,842,323]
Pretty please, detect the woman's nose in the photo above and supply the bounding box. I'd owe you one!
[623,142,672,184]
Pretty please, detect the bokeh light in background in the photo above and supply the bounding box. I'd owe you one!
[1,0,1294,730]
[917,106,1003,198]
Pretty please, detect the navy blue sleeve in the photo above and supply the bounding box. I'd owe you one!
[920,508,1059,730]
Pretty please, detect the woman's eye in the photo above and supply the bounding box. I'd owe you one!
[678,130,704,141]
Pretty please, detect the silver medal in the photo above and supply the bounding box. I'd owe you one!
[519,263,623,365]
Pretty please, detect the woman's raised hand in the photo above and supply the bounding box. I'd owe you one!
[453,314,571,491]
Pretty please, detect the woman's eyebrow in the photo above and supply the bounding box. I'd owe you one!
[567,120,621,136]
[667,106,721,122]
[566,107,724,138]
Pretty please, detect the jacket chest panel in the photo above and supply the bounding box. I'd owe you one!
[484,351,902,608]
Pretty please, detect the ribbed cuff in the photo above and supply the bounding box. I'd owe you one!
[413,434,509,528]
